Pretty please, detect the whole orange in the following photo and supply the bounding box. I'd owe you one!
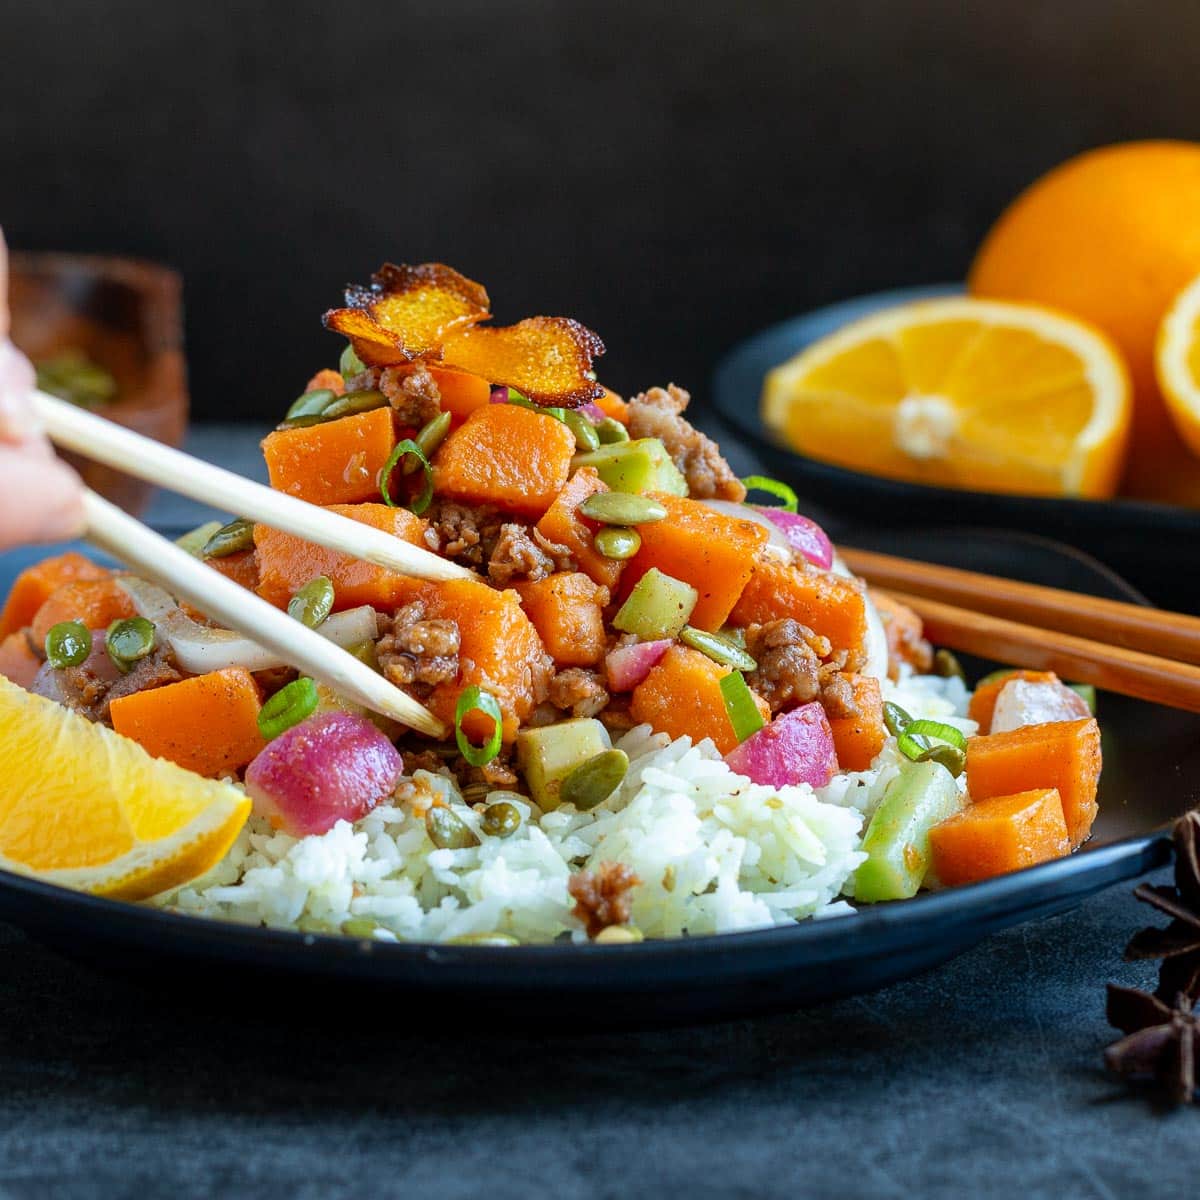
[968,140,1200,503]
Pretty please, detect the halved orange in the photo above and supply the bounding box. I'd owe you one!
[1157,272,1200,458]
[0,676,250,900]
[761,297,1131,498]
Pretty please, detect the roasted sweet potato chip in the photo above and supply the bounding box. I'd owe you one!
[441,317,605,407]
[323,263,491,367]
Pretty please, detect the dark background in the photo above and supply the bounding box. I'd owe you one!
[3,0,1200,422]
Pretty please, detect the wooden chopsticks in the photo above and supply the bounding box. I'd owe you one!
[842,546,1200,714]
[841,546,1200,665]
[33,391,473,583]
[82,491,446,736]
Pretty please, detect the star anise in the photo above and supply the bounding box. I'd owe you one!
[1125,811,1200,1003]
[1105,985,1200,1104]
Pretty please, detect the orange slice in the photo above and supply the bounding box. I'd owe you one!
[0,676,250,900]
[1157,272,1200,458]
[761,298,1131,498]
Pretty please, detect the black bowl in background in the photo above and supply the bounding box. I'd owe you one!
[712,286,1200,612]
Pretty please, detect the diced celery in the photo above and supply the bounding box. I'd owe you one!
[853,760,964,902]
[572,438,688,495]
[613,568,698,640]
[516,718,612,811]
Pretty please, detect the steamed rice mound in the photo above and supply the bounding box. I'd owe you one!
[159,673,972,942]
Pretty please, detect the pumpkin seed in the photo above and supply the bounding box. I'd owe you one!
[934,649,966,681]
[481,800,522,838]
[593,925,644,945]
[564,409,601,453]
[447,932,520,946]
[593,527,641,560]
[560,749,629,811]
[426,806,480,850]
[45,620,91,669]
[404,410,452,474]
[202,518,255,559]
[287,576,335,629]
[679,626,757,671]
[105,617,156,673]
[321,389,388,420]
[579,492,668,526]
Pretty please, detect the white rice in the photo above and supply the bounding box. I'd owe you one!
[158,671,973,942]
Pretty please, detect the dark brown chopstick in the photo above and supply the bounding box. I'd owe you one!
[841,546,1200,667]
[888,589,1200,713]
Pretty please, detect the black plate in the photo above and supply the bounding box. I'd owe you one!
[0,531,1189,1027]
[712,286,1200,610]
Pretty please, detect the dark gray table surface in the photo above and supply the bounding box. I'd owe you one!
[1,428,1194,1198]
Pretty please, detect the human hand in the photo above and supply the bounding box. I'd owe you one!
[0,229,86,549]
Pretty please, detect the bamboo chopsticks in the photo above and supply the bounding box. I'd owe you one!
[33,391,474,583]
[82,491,446,736]
[843,546,1200,714]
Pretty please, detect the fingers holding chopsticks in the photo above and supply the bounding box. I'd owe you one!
[0,228,86,548]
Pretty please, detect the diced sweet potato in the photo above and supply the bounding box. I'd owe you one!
[0,632,40,688]
[255,503,430,611]
[30,578,137,647]
[595,388,629,424]
[109,667,265,778]
[206,548,261,592]
[302,368,346,396]
[0,552,108,639]
[432,403,576,517]
[392,576,548,743]
[826,673,886,771]
[630,645,769,756]
[536,468,623,591]
[515,573,607,667]
[967,669,1057,734]
[428,365,492,424]
[262,407,397,506]
[730,555,869,662]
[930,788,1071,886]
[620,495,767,632]
[966,717,1101,848]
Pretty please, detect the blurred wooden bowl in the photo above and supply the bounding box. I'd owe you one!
[9,252,188,516]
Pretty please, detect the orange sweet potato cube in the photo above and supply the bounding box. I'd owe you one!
[0,552,108,639]
[826,674,886,771]
[109,668,265,778]
[262,407,397,506]
[255,503,430,611]
[515,573,608,667]
[929,788,1071,886]
[965,717,1101,848]
[620,494,767,632]
[432,403,576,518]
[536,468,624,591]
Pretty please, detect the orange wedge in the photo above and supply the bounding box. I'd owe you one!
[1157,272,1200,459]
[0,676,250,900]
[761,297,1131,498]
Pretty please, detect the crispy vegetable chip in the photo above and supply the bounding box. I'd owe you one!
[442,317,606,407]
[323,263,491,367]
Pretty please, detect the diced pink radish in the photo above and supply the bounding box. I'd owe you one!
[990,678,1091,734]
[754,508,835,570]
[724,701,838,789]
[245,711,403,837]
[577,402,607,423]
[605,639,672,692]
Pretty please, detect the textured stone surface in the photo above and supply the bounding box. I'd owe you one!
[1,430,1194,1196]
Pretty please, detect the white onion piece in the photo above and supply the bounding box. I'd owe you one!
[699,499,792,560]
[991,678,1090,734]
[828,557,889,683]
[117,577,379,674]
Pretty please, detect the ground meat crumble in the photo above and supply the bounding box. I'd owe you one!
[43,643,183,725]
[379,363,442,429]
[488,524,574,587]
[376,601,460,699]
[568,861,640,938]
[744,618,828,713]
[548,667,609,718]
[626,383,746,501]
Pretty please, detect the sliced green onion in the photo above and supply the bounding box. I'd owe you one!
[680,626,757,672]
[454,685,503,766]
[288,576,335,628]
[257,677,319,740]
[909,742,967,777]
[719,671,765,743]
[45,620,91,669]
[741,475,799,513]
[105,617,156,673]
[1068,682,1098,714]
[379,438,434,515]
[897,718,967,763]
[882,701,913,738]
[340,343,367,379]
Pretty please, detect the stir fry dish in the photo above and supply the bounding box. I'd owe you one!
[0,265,1103,944]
